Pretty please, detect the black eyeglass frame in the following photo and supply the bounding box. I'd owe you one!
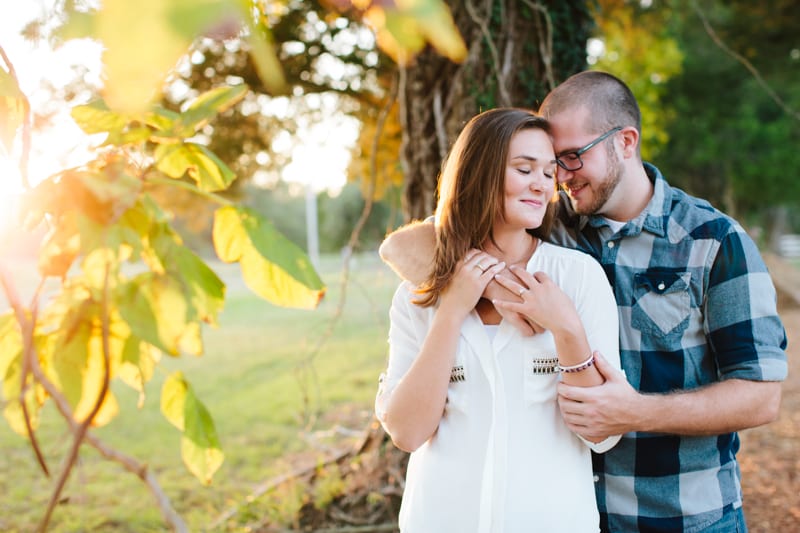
[555,126,623,172]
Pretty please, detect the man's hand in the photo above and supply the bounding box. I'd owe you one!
[556,351,639,440]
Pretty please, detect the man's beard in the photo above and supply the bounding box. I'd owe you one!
[572,144,622,216]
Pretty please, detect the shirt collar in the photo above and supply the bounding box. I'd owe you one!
[583,162,671,237]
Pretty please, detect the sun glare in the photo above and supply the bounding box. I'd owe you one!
[0,156,24,251]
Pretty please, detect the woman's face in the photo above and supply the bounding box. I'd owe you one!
[498,128,556,231]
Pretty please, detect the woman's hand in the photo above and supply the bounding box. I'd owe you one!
[438,249,505,320]
[491,265,579,334]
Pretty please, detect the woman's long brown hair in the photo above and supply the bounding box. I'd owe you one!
[415,108,556,307]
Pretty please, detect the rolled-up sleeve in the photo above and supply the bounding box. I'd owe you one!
[706,229,788,382]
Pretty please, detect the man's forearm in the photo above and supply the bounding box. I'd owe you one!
[378,220,436,285]
[637,379,781,435]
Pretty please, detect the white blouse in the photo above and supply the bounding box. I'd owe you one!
[376,242,621,533]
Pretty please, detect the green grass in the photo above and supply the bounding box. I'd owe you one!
[0,253,400,532]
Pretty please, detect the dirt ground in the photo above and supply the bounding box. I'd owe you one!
[738,303,800,532]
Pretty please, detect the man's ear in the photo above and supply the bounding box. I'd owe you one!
[619,127,639,159]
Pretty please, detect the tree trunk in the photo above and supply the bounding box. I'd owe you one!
[399,0,594,221]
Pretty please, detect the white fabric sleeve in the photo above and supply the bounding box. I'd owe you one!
[375,282,423,423]
[573,257,623,454]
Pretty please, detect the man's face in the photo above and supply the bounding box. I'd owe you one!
[547,108,623,217]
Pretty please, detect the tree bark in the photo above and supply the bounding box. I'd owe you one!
[399,0,594,221]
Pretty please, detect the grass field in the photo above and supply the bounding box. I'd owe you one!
[0,253,400,532]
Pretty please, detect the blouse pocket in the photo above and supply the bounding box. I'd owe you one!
[445,357,469,413]
[523,354,559,406]
[631,270,692,337]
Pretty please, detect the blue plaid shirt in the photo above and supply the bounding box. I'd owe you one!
[550,163,788,533]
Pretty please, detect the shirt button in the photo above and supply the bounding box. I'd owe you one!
[593,475,600,482]
[657,282,666,291]
[607,241,615,248]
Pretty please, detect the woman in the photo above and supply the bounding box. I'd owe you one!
[375,108,621,532]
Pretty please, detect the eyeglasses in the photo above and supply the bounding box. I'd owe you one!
[555,127,622,172]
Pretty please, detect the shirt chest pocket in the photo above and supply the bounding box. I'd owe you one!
[445,356,469,414]
[631,270,692,337]
[523,355,559,406]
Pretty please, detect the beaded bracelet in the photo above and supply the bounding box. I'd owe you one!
[558,353,595,373]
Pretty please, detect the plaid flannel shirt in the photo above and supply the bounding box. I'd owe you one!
[550,163,788,533]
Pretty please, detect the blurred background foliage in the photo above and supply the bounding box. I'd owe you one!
[20,0,800,253]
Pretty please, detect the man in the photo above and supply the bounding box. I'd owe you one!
[378,71,787,532]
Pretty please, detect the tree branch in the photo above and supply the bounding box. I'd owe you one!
[465,0,512,106]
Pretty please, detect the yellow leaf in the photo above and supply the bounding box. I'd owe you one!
[97,0,192,111]
[181,386,224,484]
[0,65,26,154]
[362,0,466,65]
[213,206,325,309]
[161,371,188,431]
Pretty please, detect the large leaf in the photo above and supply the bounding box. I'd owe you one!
[0,65,26,155]
[181,386,224,484]
[358,0,467,65]
[213,206,325,309]
[117,273,194,356]
[161,371,224,484]
[117,335,158,407]
[149,225,225,325]
[70,100,129,136]
[155,143,236,192]
[46,301,123,426]
[177,85,249,133]
[60,0,283,112]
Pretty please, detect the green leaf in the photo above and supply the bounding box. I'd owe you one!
[0,65,26,154]
[50,316,91,409]
[149,227,225,325]
[178,85,248,133]
[155,143,236,192]
[213,206,325,309]
[71,100,129,136]
[117,335,157,406]
[117,273,192,356]
[181,386,224,484]
[161,371,188,431]
[243,22,288,96]
[161,371,224,484]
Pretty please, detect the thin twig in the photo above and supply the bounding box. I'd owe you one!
[294,72,401,430]
[21,318,188,532]
[0,266,50,476]
[38,261,113,532]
